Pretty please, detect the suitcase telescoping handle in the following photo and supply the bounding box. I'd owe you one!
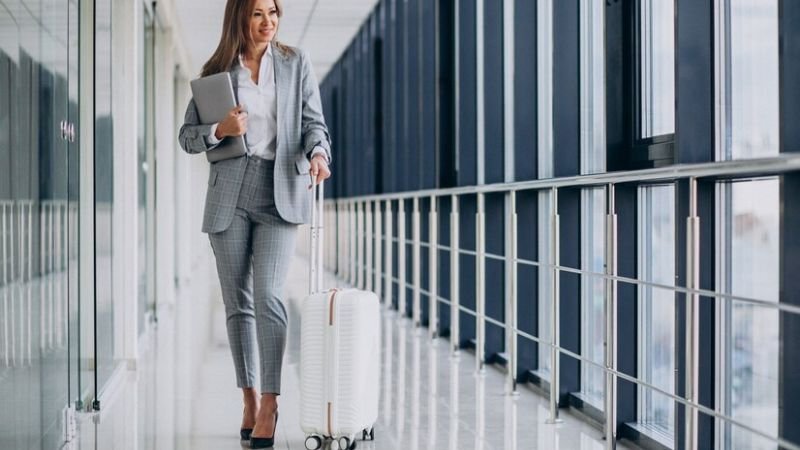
[309,179,325,295]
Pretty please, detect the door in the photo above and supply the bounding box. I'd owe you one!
[0,0,81,447]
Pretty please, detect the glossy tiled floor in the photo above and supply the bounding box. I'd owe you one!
[73,255,630,450]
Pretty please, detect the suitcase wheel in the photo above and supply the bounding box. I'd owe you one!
[304,435,322,450]
[332,436,356,450]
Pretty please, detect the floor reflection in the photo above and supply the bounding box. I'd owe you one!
[74,256,631,450]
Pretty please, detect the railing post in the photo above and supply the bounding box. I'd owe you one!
[451,195,460,355]
[685,178,700,450]
[336,202,343,278]
[328,204,334,271]
[476,193,486,373]
[350,201,357,286]
[604,184,618,450]
[384,200,394,308]
[366,201,373,292]
[341,202,346,278]
[505,191,519,395]
[48,203,54,350]
[1,202,7,367]
[10,203,16,366]
[429,195,439,339]
[36,204,42,353]
[398,199,407,316]
[412,197,422,327]
[546,187,562,424]
[321,203,327,271]
[375,200,383,300]
[357,201,364,289]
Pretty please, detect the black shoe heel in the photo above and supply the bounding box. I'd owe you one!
[250,412,278,449]
[240,428,253,441]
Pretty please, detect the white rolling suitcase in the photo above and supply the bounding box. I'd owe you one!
[299,181,380,450]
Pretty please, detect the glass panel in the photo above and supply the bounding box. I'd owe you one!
[536,0,553,181]
[0,0,74,446]
[718,179,779,449]
[580,0,605,174]
[719,0,779,160]
[577,0,606,408]
[68,0,89,407]
[640,0,675,137]
[138,7,154,334]
[637,184,676,441]
[95,0,115,390]
[580,188,605,408]
[537,190,552,378]
[536,0,554,380]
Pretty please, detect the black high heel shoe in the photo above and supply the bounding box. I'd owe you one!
[250,411,279,449]
[240,428,253,441]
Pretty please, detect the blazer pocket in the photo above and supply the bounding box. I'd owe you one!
[295,157,311,175]
[208,168,218,186]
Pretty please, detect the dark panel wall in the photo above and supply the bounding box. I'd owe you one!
[552,0,580,178]
[513,0,537,182]
[317,3,798,449]
[483,0,504,185]
[779,0,800,444]
[457,0,478,187]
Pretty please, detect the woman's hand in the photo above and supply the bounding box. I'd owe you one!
[215,105,248,139]
[309,154,331,188]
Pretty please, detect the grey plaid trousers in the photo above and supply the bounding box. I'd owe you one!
[208,156,298,394]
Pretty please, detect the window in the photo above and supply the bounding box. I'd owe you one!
[578,0,606,409]
[716,0,779,160]
[580,188,605,408]
[637,184,676,444]
[536,0,554,379]
[716,180,779,449]
[635,0,675,166]
[639,0,675,138]
[714,1,780,446]
[579,0,605,175]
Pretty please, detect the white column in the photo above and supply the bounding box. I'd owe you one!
[111,0,141,364]
[155,27,177,309]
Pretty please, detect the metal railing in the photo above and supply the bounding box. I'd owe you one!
[0,200,76,369]
[307,154,800,450]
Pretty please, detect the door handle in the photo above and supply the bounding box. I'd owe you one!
[67,123,76,143]
[60,120,68,140]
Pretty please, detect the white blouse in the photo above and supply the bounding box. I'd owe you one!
[207,45,326,162]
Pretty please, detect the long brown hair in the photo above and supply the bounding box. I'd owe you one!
[200,0,294,77]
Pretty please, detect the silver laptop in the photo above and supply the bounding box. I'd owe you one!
[189,72,247,163]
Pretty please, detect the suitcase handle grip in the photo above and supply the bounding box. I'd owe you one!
[309,179,325,294]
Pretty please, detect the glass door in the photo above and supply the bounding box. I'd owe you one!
[67,0,90,413]
[0,0,80,448]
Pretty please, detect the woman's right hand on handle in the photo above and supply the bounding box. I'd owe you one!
[215,105,248,139]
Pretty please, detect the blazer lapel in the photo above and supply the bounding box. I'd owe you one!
[229,65,240,105]
[273,43,289,154]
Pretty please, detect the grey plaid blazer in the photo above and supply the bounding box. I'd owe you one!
[178,44,332,233]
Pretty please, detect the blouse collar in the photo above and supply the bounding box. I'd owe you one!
[238,43,273,73]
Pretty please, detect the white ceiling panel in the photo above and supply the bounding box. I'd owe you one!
[174,0,377,80]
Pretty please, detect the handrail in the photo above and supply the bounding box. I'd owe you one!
[330,154,800,203]
[309,152,800,450]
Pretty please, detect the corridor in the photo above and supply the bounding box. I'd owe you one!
[73,254,627,450]
[2,0,800,448]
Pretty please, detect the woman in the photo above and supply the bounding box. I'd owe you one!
[178,0,331,447]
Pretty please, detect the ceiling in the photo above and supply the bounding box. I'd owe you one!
[173,0,378,82]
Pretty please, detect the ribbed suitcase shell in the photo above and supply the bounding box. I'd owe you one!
[299,288,380,439]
